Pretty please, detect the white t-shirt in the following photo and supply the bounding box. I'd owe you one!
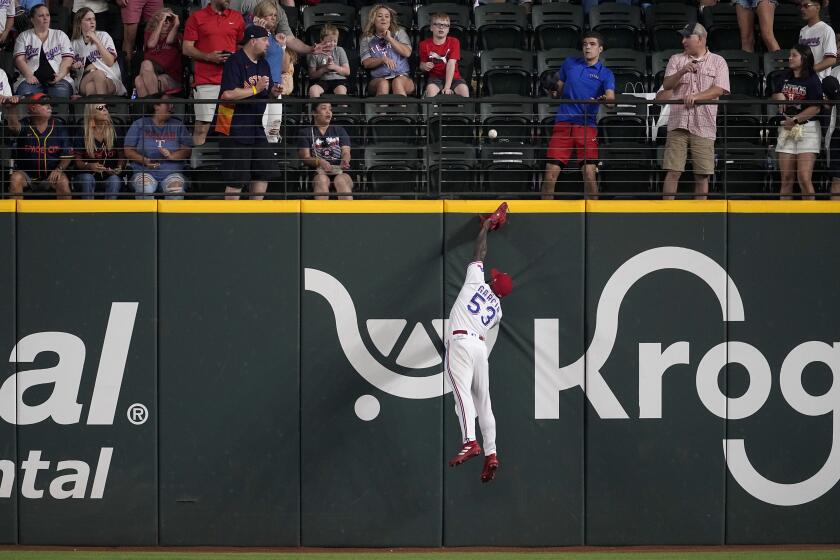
[448,261,503,338]
[72,31,126,95]
[799,21,837,79]
[0,0,15,35]
[0,68,11,120]
[13,28,75,90]
[72,0,108,13]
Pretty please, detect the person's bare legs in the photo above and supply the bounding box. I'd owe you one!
[334,172,353,200]
[831,177,840,200]
[369,78,390,95]
[425,82,441,97]
[454,83,469,97]
[308,83,324,97]
[582,163,598,199]
[693,174,709,200]
[333,84,347,95]
[541,162,561,199]
[8,171,27,199]
[249,180,268,201]
[194,121,210,146]
[136,60,160,96]
[796,152,816,200]
[391,75,414,96]
[122,22,138,63]
[225,186,243,200]
[735,4,756,52]
[778,152,796,199]
[756,0,780,53]
[312,172,330,199]
[663,170,682,200]
[82,69,116,95]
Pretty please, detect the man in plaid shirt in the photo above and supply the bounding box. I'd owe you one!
[660,23,729,200]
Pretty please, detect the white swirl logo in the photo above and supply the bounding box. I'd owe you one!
[304,268,498,421]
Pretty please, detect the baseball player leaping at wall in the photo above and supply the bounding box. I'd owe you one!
[446,202,513,483]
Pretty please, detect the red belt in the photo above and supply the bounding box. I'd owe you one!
[452,330,485,341]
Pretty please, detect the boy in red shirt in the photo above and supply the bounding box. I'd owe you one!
[419,13,469,97]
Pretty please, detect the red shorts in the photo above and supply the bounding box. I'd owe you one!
[546,121,599,165]
[121,0,162,25]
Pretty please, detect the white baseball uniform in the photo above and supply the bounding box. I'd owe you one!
[72,31,126,96]
[799,21,837,79]
[446,260,502,456]
[13,28,75,91]
[0,0,14,36]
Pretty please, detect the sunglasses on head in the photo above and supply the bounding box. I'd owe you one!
[95,105,108,111]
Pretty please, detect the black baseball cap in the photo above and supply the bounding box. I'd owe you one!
[679,23,707,38]
[238,25,269,45]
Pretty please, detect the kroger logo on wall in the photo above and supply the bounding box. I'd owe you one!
[306,246,840,508]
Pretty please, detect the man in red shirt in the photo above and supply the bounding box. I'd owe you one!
[418,13,468,97]
[183,0,245,145]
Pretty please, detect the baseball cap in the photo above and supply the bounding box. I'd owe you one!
[679,22,707,38]
[27,92,51,112]
[490,268,513,298]
[239,25,269,45]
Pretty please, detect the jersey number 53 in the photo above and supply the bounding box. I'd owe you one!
[466,293,496,326]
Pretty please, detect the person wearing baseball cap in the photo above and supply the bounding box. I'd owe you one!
[216,24,284,200]
[660,22,729,200]
[6,92,73,198]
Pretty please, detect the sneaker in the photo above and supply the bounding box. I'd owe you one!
[480,453,499,483]
[448,440,481,467]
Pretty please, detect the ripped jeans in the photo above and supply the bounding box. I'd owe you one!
[130,172,187,200]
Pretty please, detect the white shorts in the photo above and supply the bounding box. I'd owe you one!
[776,120,821,155]
[193,84,221,123]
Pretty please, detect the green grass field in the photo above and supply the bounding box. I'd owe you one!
[1,551,840,560]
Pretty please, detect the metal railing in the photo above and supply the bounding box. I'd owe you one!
[3,95,838,199]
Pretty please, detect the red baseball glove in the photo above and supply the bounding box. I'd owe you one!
[480,202,509,231]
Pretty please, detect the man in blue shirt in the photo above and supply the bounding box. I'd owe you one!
[541,32,615,199]
[216,24,284,200]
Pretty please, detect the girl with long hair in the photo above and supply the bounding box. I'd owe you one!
[71,7,125,95]
[74,103,124,199]
[360,4,414,96]
[772,44,823,200]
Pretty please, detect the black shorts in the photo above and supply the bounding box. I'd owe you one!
[314,79,348,94]
[220,136,277,188]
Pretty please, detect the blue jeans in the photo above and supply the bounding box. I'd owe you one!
[75,173,123,199]
[15,79,73,98]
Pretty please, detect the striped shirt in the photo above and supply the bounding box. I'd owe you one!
[665,50,730,139]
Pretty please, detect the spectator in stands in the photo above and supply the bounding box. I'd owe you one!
[14,5,75,98]
[0,0,14,47]
[135,7,182,97]
[183,0,245,146]
[71,0,116,44]
[252,0,293,141]
[308,24,350,97]
[772,44,822,200]
[71,8,126,96]
[298,101,352,200]
[124,94,192,199]
[419,13,468,98]
[117,0,162,70]
[826,38,840,201]
[239,0,294,20]
[73,103,125,199]
[799,0,835,79]
[660,23,729,200]
[216,25,284,200]
[360,4,414,96]
[7,93,72,198]
[540,32,614,199]
[735,0,780,53]
[0,68,17,121]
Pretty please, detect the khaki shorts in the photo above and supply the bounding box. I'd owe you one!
[663,128,715,176]
[193,84,221,123]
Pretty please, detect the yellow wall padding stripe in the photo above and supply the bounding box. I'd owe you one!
[587,200,728,213]
[302,200,443,213]
[158,200,301,213]
[0,201,15,212]
[445,200,585,213]
[17,200,157,213]
[728,201,840,213]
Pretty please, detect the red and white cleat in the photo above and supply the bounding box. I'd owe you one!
[448,440,482,467]
[480,453,499,483]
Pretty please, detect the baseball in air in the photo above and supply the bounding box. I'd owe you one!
[488,129,498,139]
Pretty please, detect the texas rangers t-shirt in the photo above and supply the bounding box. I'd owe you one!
[554,57,615,127]
[799,21,837,79]
[419,36,461,80]
[124,117,193,181]
[448,261,502,339]
[297,125,350,165]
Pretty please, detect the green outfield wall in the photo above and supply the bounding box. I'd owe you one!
[0,200,838,547]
